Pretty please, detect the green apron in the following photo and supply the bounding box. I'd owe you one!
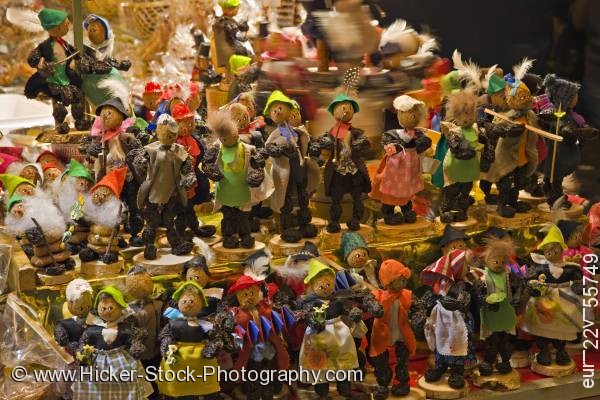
[443,126,481,183]
[215,141,250,207]
[81,67,127,107]
[46,40,70,86]
[481,269,516,333]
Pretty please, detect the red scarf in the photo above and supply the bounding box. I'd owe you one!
[177,135,201,158]
[329,121,351,140]
[53,36,67,49]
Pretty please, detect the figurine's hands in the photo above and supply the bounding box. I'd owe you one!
[203,164,224,182]
[283,141,298,158]
[118,59,132,71]
[201,341,220,358]
[129,341,145,359]
[88,142,103,158]
[348,307,363,322]
[180,174,197,191]
[571,281,584,296]
[246,168,264,187]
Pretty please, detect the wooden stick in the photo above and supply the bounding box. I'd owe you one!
[484,108,563,142]
[550,104,564,183]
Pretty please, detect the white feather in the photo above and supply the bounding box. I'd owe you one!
[6,7,44,33]
[243,249,272,281]
[380,19,412,47]
[98,77,131,113]
[277,257,310,282]
[452,49,482,92]
[416,34,438,55]
[513,58,535,82]
[193,238,215,266]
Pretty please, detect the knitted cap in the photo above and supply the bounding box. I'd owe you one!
[91,167,127,197]
[379,259,411,287]
[543,74,581,110]
[341,232,368,262]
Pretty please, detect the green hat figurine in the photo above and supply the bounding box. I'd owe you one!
[65,159,94,182]
[6,194,24,212]
[38,8,69,31]
[264,90,297,115]
[94,285,128,308]
[229,54,252,76]
[172,280,208,307]
[487,74,506,95]
[304,258,335,284]
[340,232,368,262]
[0,174,34,197]
[219,0,240,8]
[327,93,359,115]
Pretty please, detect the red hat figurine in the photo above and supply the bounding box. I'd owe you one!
[172,103,194,121]
[144,81,163,94]
[91,167,127,197]
[228,275,263,295]
[0,147,23,158]
[0,153,20,174]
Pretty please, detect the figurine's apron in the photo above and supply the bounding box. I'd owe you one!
[81,68,127,108]
[520,282,583,341]
[215,142,250,208]
[443,126,481,185]
[480,269,517,339]
[299,316,358,381]
[157,342,220,397]
[370,147,423,206]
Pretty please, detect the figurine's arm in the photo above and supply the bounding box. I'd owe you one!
[158,323,174,357]
[78,51,112,75]
[27,44,43,69]
[202,145,224,181]
[127,147,149,181]
[79,135,102,158]
[351,129,370,152]
[361,291,384,318]
[247,148,265,188]
[76,327,93,354]
[54,322,70,347]
[308,133,333,157]
[179,156,197,191]
[106,57,132,72]
[266,140,296,158]
[414,129,433,154]
[446,130,476,160]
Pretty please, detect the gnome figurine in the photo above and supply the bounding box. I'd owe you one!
[24,8,90,134]
[0,174,37,197]
[135,81,163,122]
[311,93,371,233]
[78,167,127,265]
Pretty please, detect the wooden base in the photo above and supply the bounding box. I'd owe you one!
[311,217,327,232]
[294,384,341,400]
[213,241,266,262]
[434,216,478,231]
[80,259,124,278]
[487,211,535,229]
[37,269,76,286]
[233,384,288,400]
[510,350,532,368]
[375,217,433,241]
[537,203,584,220]
[417,375,468,399]
[519,190,546,204]
[352,372,425,399]
[159,235,222,248]
[132,250,193,276]
[531,356,576,377]
[269,235,321,257]
[320,224,375,250]
[119,246,144,262]
[472,368,521,391]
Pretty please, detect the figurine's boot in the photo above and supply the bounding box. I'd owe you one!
[167,228,193,256]
[496,333,513,374]
[142,225,158,259]
[51,99,70,134]
[424,362,448,382]
[314,382,330,399]
[480,180,498,204]
[280,211,303,242]
[99,252,118,265]
[327,195,343,233]
[382,204,404,225]
[184,203,217,237]
[371,350,392,400]
[391,342,410,396]
[496,175,516,218]
[525,174,545,197]
[454,192,470,222]
[479,332,500,376]
[239,211,255,249]
[78,246,99,262]
[347,189,364,230]
[447,363,465,389]
[336,381,352,398]
[400,201,417,223]
[535,336,552,366]
[298,208,318,238]
[554,340,571,365]
[440,186,456,223]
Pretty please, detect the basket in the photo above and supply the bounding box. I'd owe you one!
[206,86,229,114]
[120,0,171,39]
[85,0,122,18]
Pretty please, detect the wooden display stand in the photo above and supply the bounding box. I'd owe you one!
[434,216,478,232]
[320,224,375,250]
[212,241,266,262]
[158,234,222,248]
[295,384,341,400]
[352,372,425,399]
[269,235,320,257]
[417,375,468,399]
[119,246,144,263]
[37,269,76,286]
[233,384,288,400]
[472,368,521,391]
[510,350,532,368]
[487,211,536,230]
[80,259,124,278]
[531,356,576,377]
[536,203,584,221]
[132,249,194,276]
[375,217,433,242]
[519,190,546,205]
[311,217,327,232]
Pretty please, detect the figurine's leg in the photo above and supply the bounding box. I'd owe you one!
[49,90,70,134]
[347,174,364,230]
[382,203,403,225]
[534,336,552,366]
[496,172,516,218]
[440,184,457,223]
[221,206,240,248]
[327,178,345,233]
[296,173,317,238]
[70,86,91,131]
[314,382,329,399]
[400,201,417,223]
[166,200,193,256]
[479,332,500,376]
[496,332,514,373]
[513,166,532,212]
[353,337,366,374]
[391,341,410,396]
[454,182,473,221]
[336,380,352,398]
[279,179,302,243]
[553,339,571,365]
[78,246,99,262]
[424,354,448,382]
[447,361,465,389]
[545,174,569,208]
[142,204,161,259]
[480,179,498,204]
[249,203,262,233]
[238,210,255,248]
[371,350,392,400]
[124,185,145,246]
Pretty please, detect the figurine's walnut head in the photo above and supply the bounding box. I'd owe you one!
[542,242,564,264]
[183,255,210,287]
[125,266,154,301]
[393,95,426,129]
[156,114,180,145]
[332,101,355,123]
[238,92,256,118]
[482,237,515,273]
[235,284,262,310]
[20,165,40,185]
[73,177,92,193]
[66,279,94,318]
[186,92,201,113]
[96,294,124,323]
[43,167,61,184]
[208,110,239,147]
[489,90,508,110]
[442,239,466,256]
[86,18,106,46]
[445,91,479,128]
[229,103,251,131]
[309,270,336,299]
[288,107,302,128]
[143,92,161,111]
[9,202,25,219]
[91,185,114,206]
[175,282,207,317]
[99,105,126,131]
[565,225,584,249]
[268,101,292,125]
[14,182,35,196]
[505,83,533,111]
[47,18,70,38]
[346,248,369,270]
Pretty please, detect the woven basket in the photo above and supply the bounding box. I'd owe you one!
[206,86,229,113]
[120,0,171,39]
[85,0,122,18]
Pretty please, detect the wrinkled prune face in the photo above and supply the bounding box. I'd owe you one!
[10,203,25,218]
[177,116,195,137]
[20,166,39,184]
[452,104,477,128]
[14,183,35,196]
[566,226,584,249]
[486,252,508,273]
[235,285,262,309]
[269,102,291,125]
[333,102,354,123]
[91,186,113,206]
[219,128,239,147]
[310,272,335,299]
[74,177,92,193]
[489,91,508,110]
[230,104,250,130]
[543,242,564,264]
[44,167,61,184]
[443,240,466,256]
[397,107,421,129]
[86,19,106,46]
[143,92,161,110]
[239,95,256,118]
[48,19,70,38]
[97,296,123,322]
[388,277,407,292]
[505,86,532,111]
[68,292,92,318]
[347,248,368,270]
[186,267,209,288]
[99,105,125,130]
[125,273,154,300]
[178,289,204,317]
